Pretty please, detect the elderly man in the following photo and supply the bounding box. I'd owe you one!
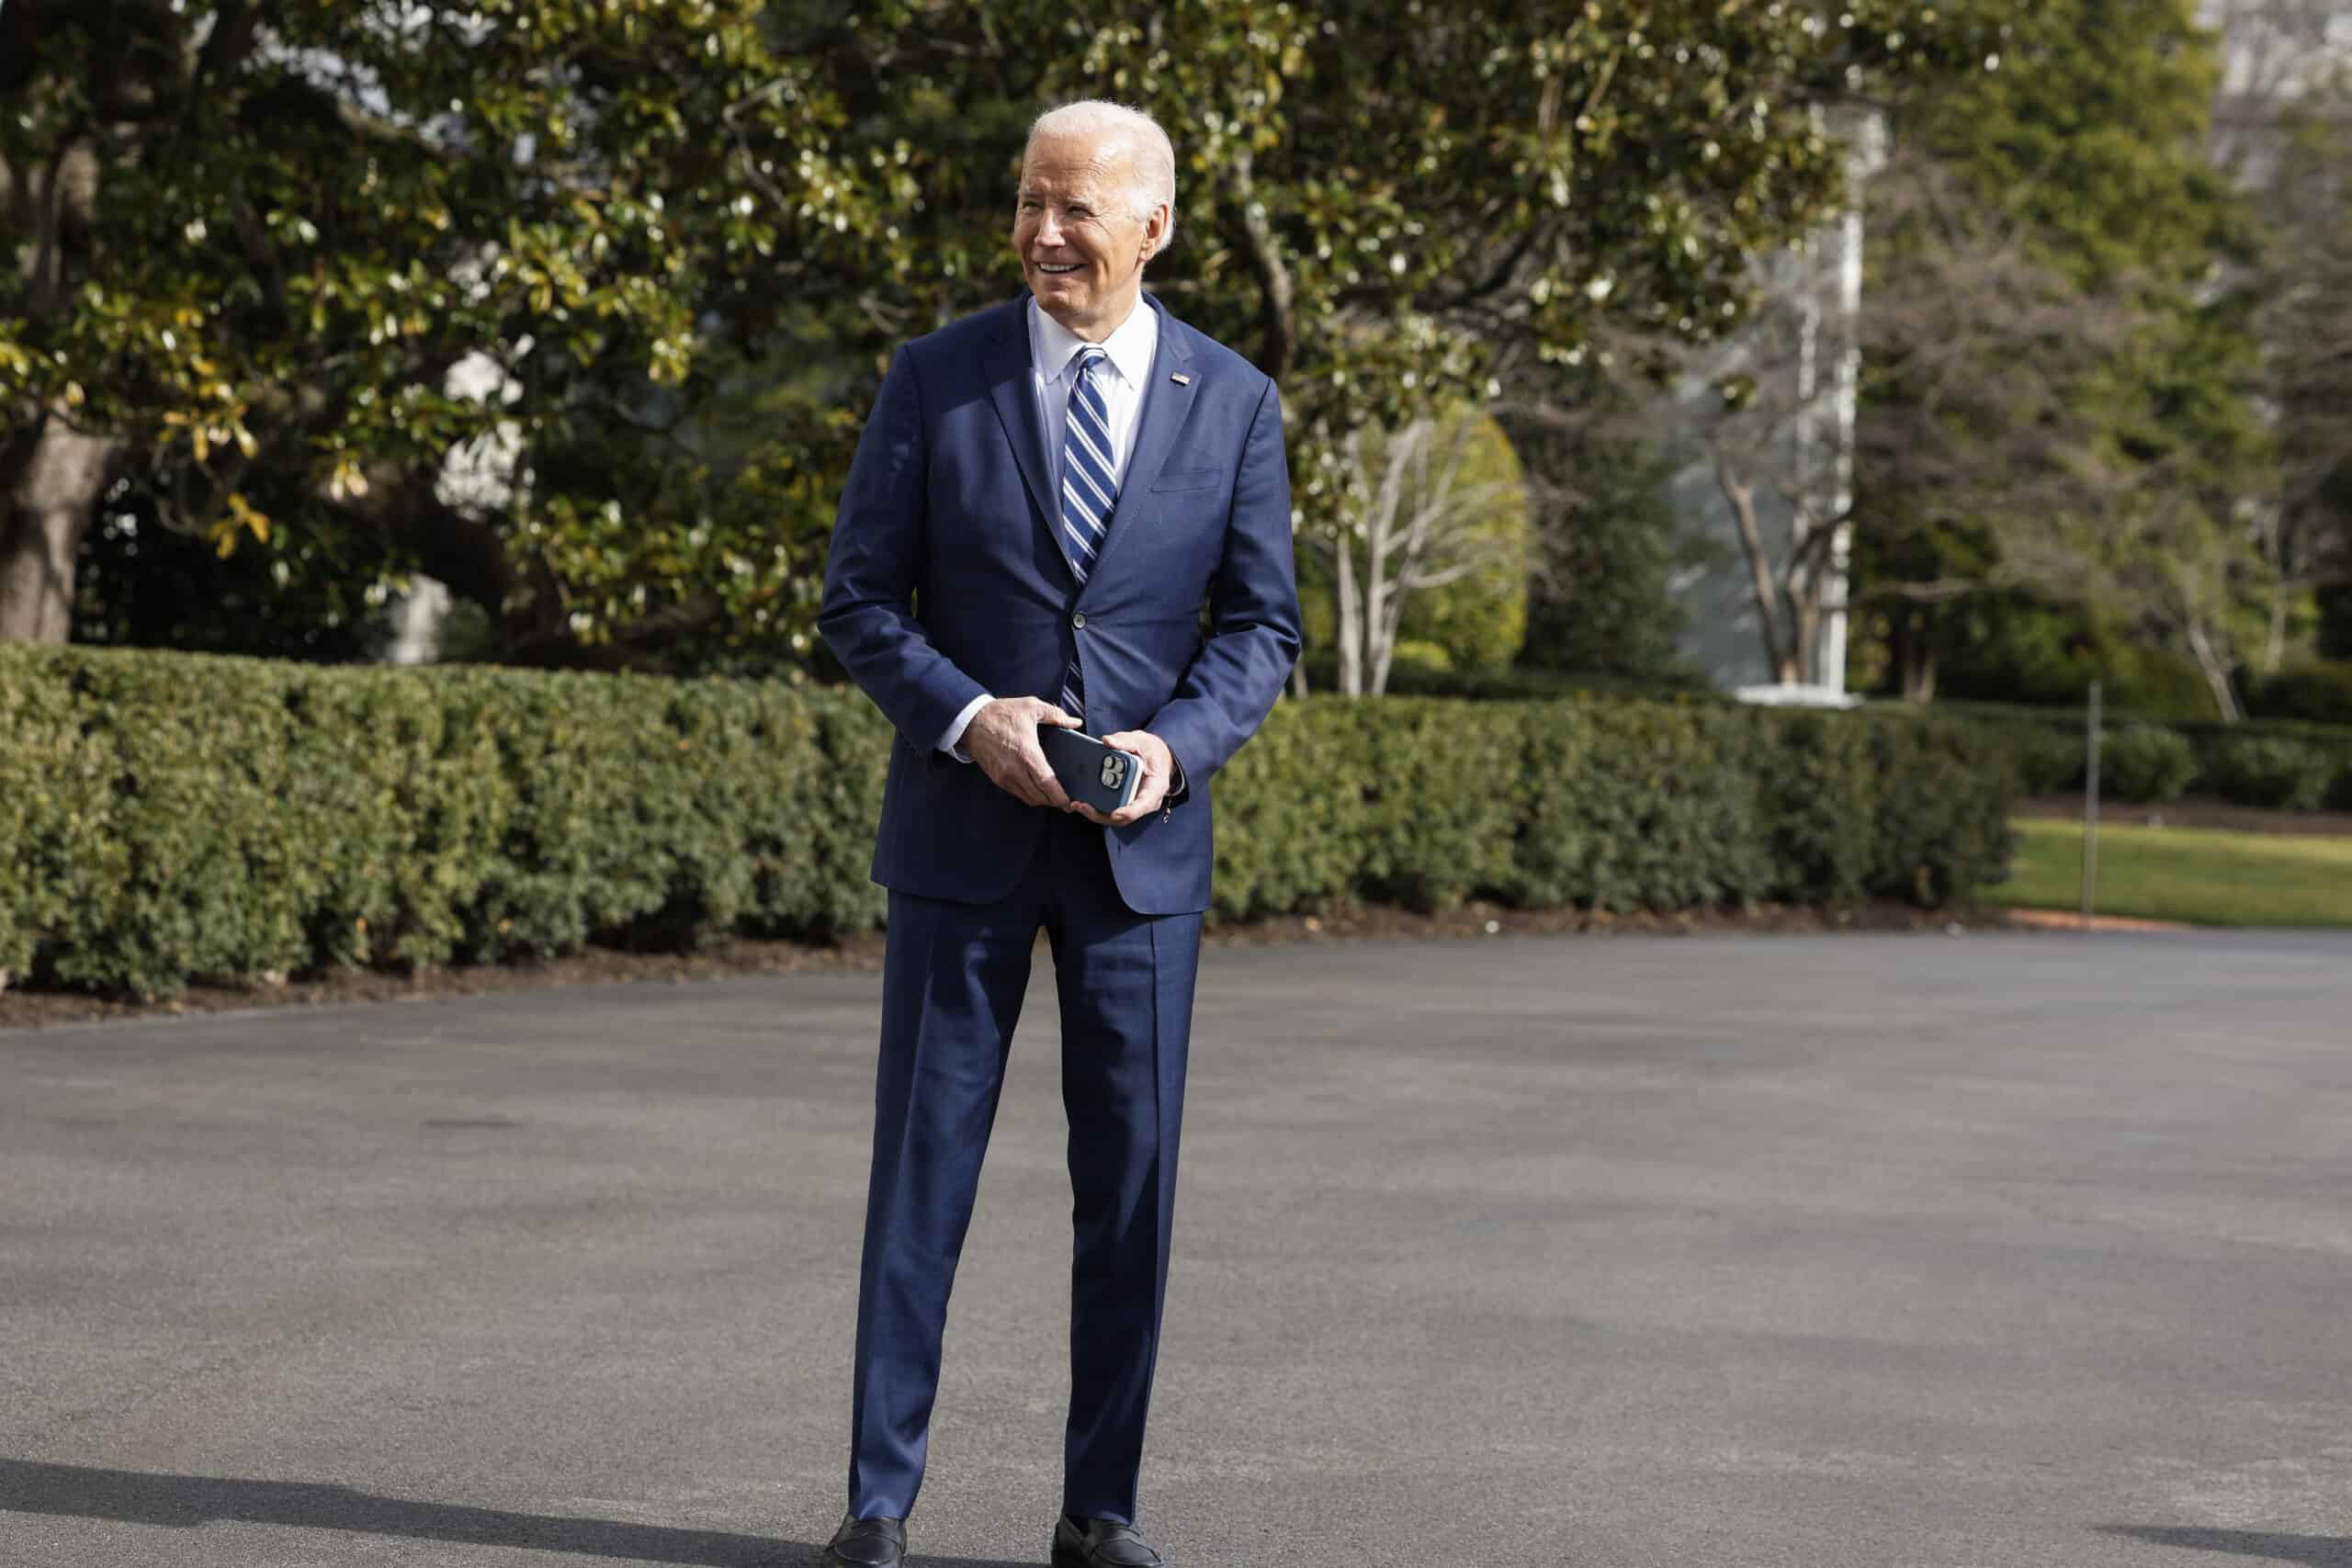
[814,100,1301,1568]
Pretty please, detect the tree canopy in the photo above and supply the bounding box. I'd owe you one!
[4,0,2015,669]
[1850,0,2279,716]
[3,0,891,659]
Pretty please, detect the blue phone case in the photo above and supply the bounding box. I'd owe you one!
[1037,728,1144,814]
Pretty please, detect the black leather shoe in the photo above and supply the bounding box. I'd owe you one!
[820,1512,906,1568]
[1051,1513,1166,1567]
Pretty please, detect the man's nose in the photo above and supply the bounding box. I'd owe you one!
[1034,211,1065,247]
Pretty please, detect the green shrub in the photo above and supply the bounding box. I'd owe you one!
[1207,698,1374,920]
[1291,417,1532,680]
[1298,655,1713,702]
[1385,638,1455,678]
[2100,726,2199,804]
[2007,723,2086,795]
[1392,414,1532,674]
[1515,422,1699,685]
[1920,697,2352,814]
[1866,717,2017,908]
[2201,735,2338,811]
[2329,760,2352,813]
[1751,710,1877,906]
[1928,596,2218,719]
[2246,661,2352,727]
[0,648,893,998]
[0,647,2017,999]
[1506,702,1774,912]
[0,659,84,987]
[1347,700,1524,911]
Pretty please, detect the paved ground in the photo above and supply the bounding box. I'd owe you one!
[5,930,2351,1568]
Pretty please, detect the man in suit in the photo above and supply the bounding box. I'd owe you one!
[813,99,1301,1568]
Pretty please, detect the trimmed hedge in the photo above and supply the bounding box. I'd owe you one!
[2245,660,2352,727]
[1298,654,1719,704]
[1919,696,2352,812]
[0,648,884,998]
[2202,735,2337,812]
[2101,727,2199,805]
[2,646,2015,998]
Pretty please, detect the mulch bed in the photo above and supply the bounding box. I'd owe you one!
[0,897,2021,1032]
[2002,908,2189,933]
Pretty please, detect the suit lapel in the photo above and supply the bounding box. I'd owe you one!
[980,300,1057,545]
[1085,296,1197,593]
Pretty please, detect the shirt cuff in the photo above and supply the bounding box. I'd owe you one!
[938,693,992,762]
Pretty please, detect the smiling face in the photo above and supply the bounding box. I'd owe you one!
[1013,128,1169,342]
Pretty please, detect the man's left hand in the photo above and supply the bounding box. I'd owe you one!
[1073,729,1177,828]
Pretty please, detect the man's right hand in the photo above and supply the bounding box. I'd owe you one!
[965,696,1081,809]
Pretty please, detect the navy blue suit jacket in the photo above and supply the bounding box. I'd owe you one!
[818,293,1303,916]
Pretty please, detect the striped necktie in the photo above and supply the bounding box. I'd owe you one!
[1057,344,1118,719]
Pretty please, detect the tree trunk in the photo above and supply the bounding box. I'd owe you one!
[0,414,119,646]
[1232,148,1297,382]
[1716,461,1798,684]
[1895,612,1938,702]
[1791,595,1820,687]
[1334,537,1363,698]
[2184,619,2244,724]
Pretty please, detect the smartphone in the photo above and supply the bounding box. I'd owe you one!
[1037,726,1145,815]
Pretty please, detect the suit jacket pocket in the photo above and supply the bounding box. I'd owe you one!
[1151,468,1220,492]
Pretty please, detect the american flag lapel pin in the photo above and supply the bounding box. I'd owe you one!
[1170,371,1192,385]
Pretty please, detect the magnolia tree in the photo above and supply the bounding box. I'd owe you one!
[3,0,2017,666]
[0,0,896,656]
[1025,2,2015,694]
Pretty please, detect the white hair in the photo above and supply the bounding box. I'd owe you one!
[1024,99,1178,257]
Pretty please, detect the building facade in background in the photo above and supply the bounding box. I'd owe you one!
[1666,109,1885,705]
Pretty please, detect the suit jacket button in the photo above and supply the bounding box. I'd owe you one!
[1072,612,1087,630]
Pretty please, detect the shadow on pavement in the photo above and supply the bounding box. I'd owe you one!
[2099,1526,2352,1565]
[0,1461,1026,1566]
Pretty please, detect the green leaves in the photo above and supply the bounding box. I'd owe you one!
[9,0,2019,667]
[0,644,2018,995]
[5,0,888,658]
[1855,0,2277,716]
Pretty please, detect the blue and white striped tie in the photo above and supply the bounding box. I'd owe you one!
[1057,344,1118,720]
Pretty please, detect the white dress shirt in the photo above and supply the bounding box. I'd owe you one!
[1028,292,1159,505]
[937,296,1162,758]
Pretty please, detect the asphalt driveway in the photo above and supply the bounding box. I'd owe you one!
[4,930,2349,1566]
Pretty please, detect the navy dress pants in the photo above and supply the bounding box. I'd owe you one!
[847,810,1203,1525]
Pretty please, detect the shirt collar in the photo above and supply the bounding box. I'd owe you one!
[1028,294,1159,390]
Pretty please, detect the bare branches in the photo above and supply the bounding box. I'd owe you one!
[2239,47,2352,630]
[1323,413,1526,694]
[1713,457,1797,683]
[2204,0,2352,180]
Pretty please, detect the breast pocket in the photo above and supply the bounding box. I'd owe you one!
[1150,468,1222,492]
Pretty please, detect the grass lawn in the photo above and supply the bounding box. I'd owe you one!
[1988,818,2352,928]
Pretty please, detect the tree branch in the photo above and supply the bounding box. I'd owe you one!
[1231,146,1297,382]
